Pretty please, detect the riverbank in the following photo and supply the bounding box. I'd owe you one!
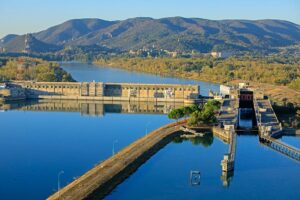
[94,57,300,107]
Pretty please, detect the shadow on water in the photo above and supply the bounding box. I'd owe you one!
[172,132,214,147]
[273,103,300,129]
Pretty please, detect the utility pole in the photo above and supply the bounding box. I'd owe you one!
[57,170,64,199]
[112,140,118,155]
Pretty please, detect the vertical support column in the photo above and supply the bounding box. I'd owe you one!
[79,82,82,97]
[147,87,149,102]
[173,88,175,102]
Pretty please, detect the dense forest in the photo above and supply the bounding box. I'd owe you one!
[94,55,300,91]
[0,57,75,82]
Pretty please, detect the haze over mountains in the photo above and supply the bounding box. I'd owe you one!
[1,17,300,54]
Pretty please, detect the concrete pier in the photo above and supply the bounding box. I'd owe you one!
[47,121,185,200]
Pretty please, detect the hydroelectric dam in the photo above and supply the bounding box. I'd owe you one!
[0,81,200,104]
[2,81,300,199]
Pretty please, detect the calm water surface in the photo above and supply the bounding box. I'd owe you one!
[0,101,173,200]
[61,62,219,96]
[0,63,299,200]
[106,135,300,200]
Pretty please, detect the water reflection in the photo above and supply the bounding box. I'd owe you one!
[172,132,236,187]
[1,99,300,200]
[173,133,214,147]
[221,170,234,187]
[0,99,185,116]
[0,99,176,200]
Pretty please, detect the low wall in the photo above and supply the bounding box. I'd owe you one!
[47,121,185,200]
[212,126,230,143]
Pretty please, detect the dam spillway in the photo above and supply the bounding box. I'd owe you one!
[8,81,200,103]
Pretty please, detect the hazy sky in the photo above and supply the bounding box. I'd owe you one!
[0,0,299,38]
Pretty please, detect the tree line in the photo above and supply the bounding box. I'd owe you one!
[168,100,221,126]
[94,55,300,91]
[0,57,75,82]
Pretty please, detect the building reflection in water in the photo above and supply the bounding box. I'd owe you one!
[0,99,185,116]
[173,132,236,187]
[3,100,297,189]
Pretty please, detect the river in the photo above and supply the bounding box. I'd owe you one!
[0,62,299,200]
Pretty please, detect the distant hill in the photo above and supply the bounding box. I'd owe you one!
[1,34,61,53]
[0,34,18,46]
[1,17,300,54]
[34,18,116,45]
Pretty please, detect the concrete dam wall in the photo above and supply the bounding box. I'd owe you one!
[12,81,200,103]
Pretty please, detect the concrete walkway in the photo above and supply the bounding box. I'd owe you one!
[47,121,185,200]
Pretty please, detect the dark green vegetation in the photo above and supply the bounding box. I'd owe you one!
[1,17,300,59]
[95,55,300,91]
[173,132,214,147]
[273,104,300,128]
[168,100,221,126]
[0,57,75,82]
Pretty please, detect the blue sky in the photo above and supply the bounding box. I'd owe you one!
[0,0,299,38]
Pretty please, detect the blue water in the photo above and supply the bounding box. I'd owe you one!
[281,136,300,149]
[61,62,219,96]
[0,108,172,200]
[0,63,299,200]
[106,135,300,200]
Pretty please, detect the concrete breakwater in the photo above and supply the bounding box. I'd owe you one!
[47,121,185,200]
[9,81,200,103]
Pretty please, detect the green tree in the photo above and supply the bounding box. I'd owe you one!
[189,104,201,112]
[187,110,201,126]
[168,108,184,122]
[37,73,57,82]
[204,100,221,111]
[182,106,193,119]
[199,106,217,124]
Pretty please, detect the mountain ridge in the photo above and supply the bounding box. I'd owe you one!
[1,17,300,54]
